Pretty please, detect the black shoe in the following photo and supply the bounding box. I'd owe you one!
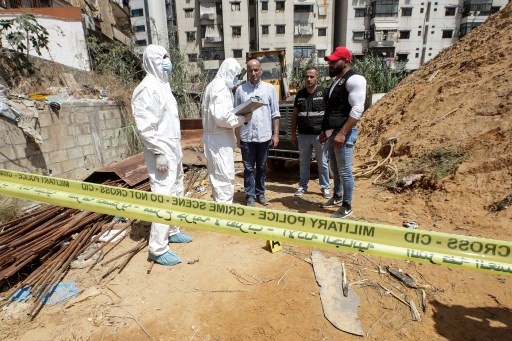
[322,195,343,208]
[331,203,352,218]
[257,195,269,205]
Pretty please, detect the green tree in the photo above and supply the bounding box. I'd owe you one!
[0,14,50,73]
[351,54,406,101]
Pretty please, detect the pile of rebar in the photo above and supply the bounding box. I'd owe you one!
[0,166,208,318]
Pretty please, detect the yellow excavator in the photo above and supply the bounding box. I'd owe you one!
[245,49,298,169]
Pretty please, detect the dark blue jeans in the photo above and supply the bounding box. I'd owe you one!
[240,140,270,201]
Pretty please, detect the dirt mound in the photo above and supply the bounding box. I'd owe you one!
[357,2,512,237]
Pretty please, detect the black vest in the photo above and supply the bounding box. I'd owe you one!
[322,69,355,131]
[294,87,327,135]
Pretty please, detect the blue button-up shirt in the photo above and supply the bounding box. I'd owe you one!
[234,81,280,143]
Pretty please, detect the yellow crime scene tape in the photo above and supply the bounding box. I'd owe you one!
[1,169,511,276]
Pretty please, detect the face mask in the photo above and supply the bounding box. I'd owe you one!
[162,58,172,75]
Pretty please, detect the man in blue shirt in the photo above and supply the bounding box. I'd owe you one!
[235,59,281,206]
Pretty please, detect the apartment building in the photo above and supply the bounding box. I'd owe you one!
[336,0,507,71]
[130,0,335,77]
[130,0,506,76]
[130,0,169,55]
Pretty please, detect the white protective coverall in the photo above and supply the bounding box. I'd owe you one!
[202,58,246,203]
[131,45,184,256]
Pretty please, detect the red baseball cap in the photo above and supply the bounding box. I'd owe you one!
[324,46,352,62]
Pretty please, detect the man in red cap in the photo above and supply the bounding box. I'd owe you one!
[319,46,367,218]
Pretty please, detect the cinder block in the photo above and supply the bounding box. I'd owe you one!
[49,149,68,163]
[77,124,91,134]
[77,134,91,146]
[38,112,57,127]
[81,145,94,156]
[39,140,55,153]
[70,112,89,124]
[6,128,27,145]
[0,145,17,160]
[60,158,80,173]
[67,146,84,160]
[56,134,77,150]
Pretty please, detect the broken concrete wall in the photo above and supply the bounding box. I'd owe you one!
[0,100,134,180]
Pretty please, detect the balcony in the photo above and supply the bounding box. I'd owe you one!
[294,23,313,36]
[369,30,397,48]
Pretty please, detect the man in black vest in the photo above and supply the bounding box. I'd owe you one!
[291,67,331,199]
[319,47,367,218]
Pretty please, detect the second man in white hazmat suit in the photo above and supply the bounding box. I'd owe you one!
[131,44,193,266]
[202,58,252,203]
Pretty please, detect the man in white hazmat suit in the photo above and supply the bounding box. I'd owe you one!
[202,58,252,203]
[131,44,193,266]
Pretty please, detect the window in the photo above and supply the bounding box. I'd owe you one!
[276,25,285,34]
[355,8,366,17]
[445,7,456,16]
[418,30,421,36]
[202,47,225,60]
[276,1,285,11]
[250,17,255,27]
[294,46,313,58]
[188,54,197,62]
[134,25,145,32]
[399,30,410,39]
[372,0,399,17]
[353,31,365,41]
[232,26,242,37]
[216,2,222,15]
[231,2,240,11]
[184,8,194,18]
[233,49,243,58]
[135,39,147,46]
[131,8,143,17]
[261,1,268,11]
[442,30,453,38]
[186,31,196,42]
[396,53,408,62]
[295,5,313,13]
[415,53,419,58]
[317,49,326,58]
[262,25,269,35]
[318,28,327,36]
[401,7,412,16]
[420,8,424,13]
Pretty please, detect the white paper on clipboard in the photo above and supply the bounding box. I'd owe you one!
[234,97,266,115]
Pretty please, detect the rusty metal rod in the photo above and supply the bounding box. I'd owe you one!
[83,220,133,261]
[100,239,147,267]
[0,207,67,244]
[117,239,147,274]
[0,204,50,234]
[30,211,92,295]
[29,217,101,318]
[29,227,93,318]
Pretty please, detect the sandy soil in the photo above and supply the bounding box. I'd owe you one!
[1,3,511,340]
[1,161,510,341]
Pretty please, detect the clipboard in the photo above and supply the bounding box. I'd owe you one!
[234,96,266,115]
